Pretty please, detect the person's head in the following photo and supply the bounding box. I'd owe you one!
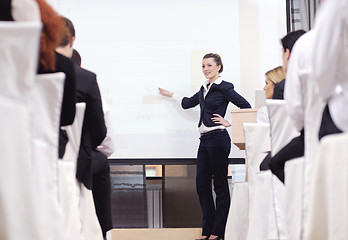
[71,49,81,66]
[263,66,286,99]
[202,53,223,81]
[35,0,64,71]
[281,29,306,72]
[56,16,75,58]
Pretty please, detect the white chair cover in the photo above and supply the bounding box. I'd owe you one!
[0,98,43,240]
[266,100,299,155]
[60,104,103,240]
[80,185,104,240]
[266,99,300,240]
[243,123,271,240]
[305,133,348,240]
[246,170,274,240]
[284,157,304,240]
[0,22,41,100]
[59,103,86,240]
[30,73,65,240]
[0,22,42,240]
[225,182,249,240]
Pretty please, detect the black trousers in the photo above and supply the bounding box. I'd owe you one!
[268,129,305,183]
[91,150,113,237]
[319,104,343,140]
[196,129,231,237]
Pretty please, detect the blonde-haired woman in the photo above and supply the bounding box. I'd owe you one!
[257,66,286,123]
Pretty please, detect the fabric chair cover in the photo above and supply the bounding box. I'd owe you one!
[30,73,65,240]
[284,157,304,240]
[60,103,102,240]
[266,99,299,240]
[0,98,43,240]
[80,185,104,240]
[0,22,42,239]
[225,182,249,240]
[242,123,271,239]
[0,22,41,100]
[59,103,86,240]
[304,133,348,240]
[266,99,299,155]
[246,170,274,240]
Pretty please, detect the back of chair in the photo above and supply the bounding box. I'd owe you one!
[243,122,271,184]
[30,72,65,240]
[0,97,43,240]
[305,133,348,240]
[0,22,41,101]
[59,103,86,240]
[266,99,299,156]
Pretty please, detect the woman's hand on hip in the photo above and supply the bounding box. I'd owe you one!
[158,88,174,98]
[211,114,231,127]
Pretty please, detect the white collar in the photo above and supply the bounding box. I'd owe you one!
[202,76,223,90]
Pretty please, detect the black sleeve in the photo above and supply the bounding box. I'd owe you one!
[224,85,251,109]
[181,91,200,109]
[0,0,13,21]
[59,57,77,126]
[85,78,107,148]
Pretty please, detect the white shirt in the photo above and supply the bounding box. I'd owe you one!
[312,0,348,131]
[172,77,227,134]
[284,31,315,131]
[97,99,116,157]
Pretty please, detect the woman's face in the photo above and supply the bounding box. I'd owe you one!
[202,57,221,81]
[264,77,275,99]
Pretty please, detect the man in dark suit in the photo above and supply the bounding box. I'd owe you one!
[56,17,113,239]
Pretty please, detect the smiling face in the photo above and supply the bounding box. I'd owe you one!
[263,77,275,99]
[202,57,221,82]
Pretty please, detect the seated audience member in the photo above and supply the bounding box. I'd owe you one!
[311,0,347,139]
[260,30,306,183]
[257,66,286,124]
[35,0,76,158]
[56,17,112,239]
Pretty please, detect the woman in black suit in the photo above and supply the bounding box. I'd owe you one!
[159,53,250,240]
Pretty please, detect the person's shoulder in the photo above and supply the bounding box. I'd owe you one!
[74,64,97,81]
[219,80,234,89]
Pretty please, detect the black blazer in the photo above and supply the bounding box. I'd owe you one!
[182,80,251,127]
[74,64,106,189]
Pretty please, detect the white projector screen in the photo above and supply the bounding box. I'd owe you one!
[47,0,286,159]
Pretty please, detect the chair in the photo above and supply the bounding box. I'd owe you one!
[225,123,270,239]
[0,22,41,100]
[284,157,304,240]
[30,73,66,240]
[242,123,271,240]
[60,102,103,240]
[304,133,348,240]
[59,103,86,240]
[0,22,43,240]
[265,99,300,240]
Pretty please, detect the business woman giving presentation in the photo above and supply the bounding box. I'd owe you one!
[159,53,251,240]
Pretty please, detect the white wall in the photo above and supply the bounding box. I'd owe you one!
[47,0,286,158]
